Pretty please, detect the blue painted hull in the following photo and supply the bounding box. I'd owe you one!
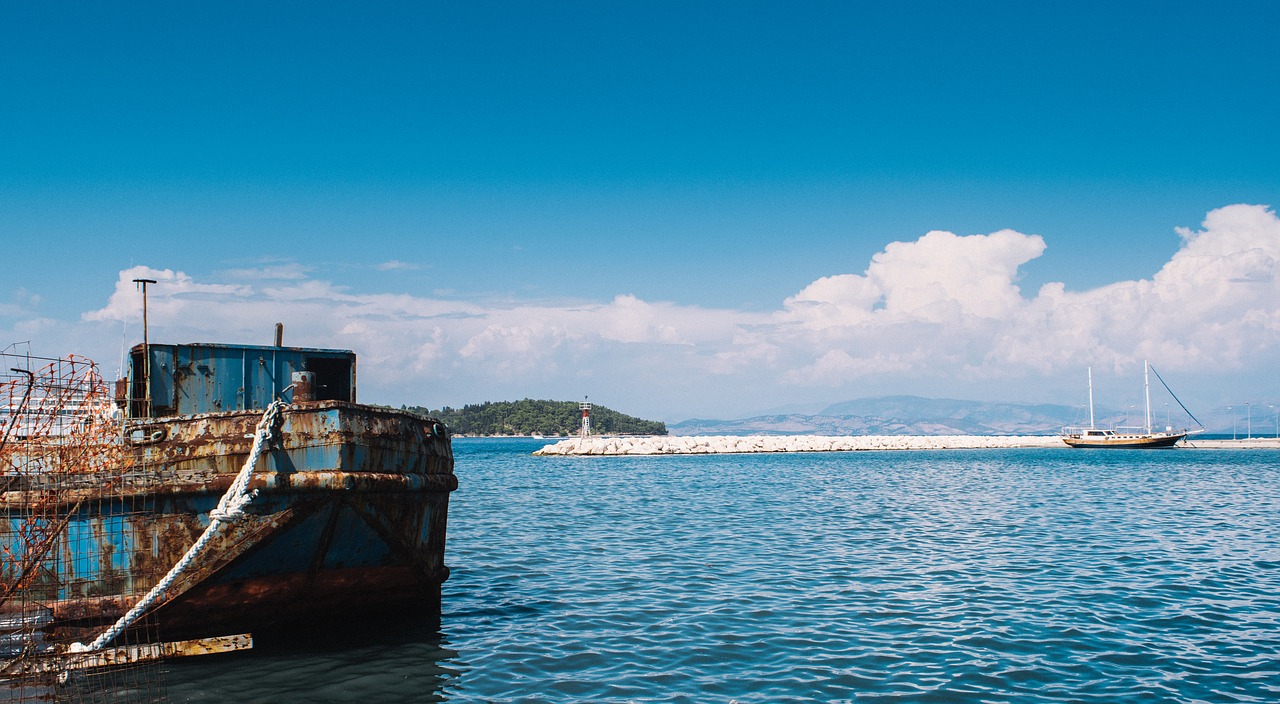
[2,401,455,644]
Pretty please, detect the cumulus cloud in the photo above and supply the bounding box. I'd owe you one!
[983,204,1280,375]
[51,204,1280,417]
[83,267,251,323]
[791,228,1044,323]
[772,205,1280,391]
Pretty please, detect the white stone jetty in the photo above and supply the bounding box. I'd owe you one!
[532,434,1067,456]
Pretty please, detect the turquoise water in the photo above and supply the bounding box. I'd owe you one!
[166,439,1280,703]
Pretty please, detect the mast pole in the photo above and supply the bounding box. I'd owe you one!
[1144,360,1152,433]
[1088,367,1095,429]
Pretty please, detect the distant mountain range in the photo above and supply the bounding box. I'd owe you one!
[669,395,1141,436]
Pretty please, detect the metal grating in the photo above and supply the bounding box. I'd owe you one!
[0,347,165,702]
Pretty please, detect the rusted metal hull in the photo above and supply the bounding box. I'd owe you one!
[1,401,454,644]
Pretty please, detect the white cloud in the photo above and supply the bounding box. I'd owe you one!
[458,323,567,376]
[982,204,1280,376]
[375,260,420,271]
[769,205,1280,394]
[21,203,1278,419]
[219,263,311,281]
[782,349,917,385]
[82,267,251,324]
[782,228,1044,329]
[1,288,43,317]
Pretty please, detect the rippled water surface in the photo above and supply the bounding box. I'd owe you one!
[166,439,1280,703]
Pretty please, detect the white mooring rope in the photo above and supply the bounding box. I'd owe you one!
[70,400,287,653]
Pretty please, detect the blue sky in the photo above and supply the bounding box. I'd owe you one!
[3,2,1279,424]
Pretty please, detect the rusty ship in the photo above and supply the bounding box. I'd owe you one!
[1,337,455,677]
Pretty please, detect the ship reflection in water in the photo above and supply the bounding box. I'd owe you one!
[164,611,459,703]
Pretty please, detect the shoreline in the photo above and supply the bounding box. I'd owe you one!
[533,434,1280,455]
[1182,437,1280,449]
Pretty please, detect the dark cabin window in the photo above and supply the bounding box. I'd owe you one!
[129,350,148,417]
[304,357,352,402]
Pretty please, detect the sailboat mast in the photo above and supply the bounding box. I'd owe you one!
[1144,360,1152,433]
[1088,367,1095,429]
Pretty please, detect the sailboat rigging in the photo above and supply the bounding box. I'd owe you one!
[1061,361,1196,448]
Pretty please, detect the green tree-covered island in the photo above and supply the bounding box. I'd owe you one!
[403,399,667,437]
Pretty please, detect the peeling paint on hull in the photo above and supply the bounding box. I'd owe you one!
[2,401,455,644]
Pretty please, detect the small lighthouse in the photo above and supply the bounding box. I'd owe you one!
[579,398,592,439]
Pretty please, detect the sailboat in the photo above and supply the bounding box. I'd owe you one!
[1061,361,1190,448]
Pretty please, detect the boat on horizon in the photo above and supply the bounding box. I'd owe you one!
[1060,361,1197,448]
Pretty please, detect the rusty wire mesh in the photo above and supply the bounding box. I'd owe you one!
[0,348,166,702]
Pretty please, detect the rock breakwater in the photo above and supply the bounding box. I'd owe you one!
[532,434,1066,455]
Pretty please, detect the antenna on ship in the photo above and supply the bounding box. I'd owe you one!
[133,278,157,418]
[579,397,592,440]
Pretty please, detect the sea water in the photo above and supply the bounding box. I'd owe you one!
[164,438,1280,703]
